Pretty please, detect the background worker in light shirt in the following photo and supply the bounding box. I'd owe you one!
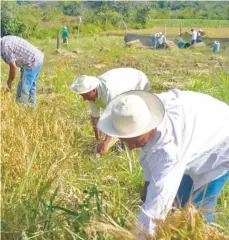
[191,28,197,45]
[97,89,229,237]
[152,32,164,49]
[70,68,150,155]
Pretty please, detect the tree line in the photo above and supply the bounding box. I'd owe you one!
[1,1,229,38]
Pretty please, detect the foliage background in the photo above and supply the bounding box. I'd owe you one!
[1,1,229,38]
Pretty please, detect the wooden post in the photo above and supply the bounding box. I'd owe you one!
[56,31,60,50]
[180,23,182,36]
[123,21,127,35]
[105,17,108,32]
[164,23,166,49]
[77,16,82,38]
[78,23,81,37]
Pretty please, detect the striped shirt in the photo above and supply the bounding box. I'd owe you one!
[1,35,44,69]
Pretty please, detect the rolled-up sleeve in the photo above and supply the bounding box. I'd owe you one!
[138,149,187,236]
[89,101,100,117]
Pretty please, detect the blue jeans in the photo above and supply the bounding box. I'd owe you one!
[152,36,157,49]
[16,64,42,105]
[176,172,229,223]
[191,40,196,45]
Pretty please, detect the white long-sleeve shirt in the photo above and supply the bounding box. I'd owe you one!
[89,68,149,117]
[191,30,197,41]
[138,89,229,235]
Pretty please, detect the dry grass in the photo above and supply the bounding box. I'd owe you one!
[156,206,229,240]
[86,206,229,240]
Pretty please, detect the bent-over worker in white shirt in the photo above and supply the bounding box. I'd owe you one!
[97,89,229,236]
[70,68,150,155]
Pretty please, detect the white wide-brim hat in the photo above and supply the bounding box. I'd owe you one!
[98,90,165,138]
[70,75,100,94]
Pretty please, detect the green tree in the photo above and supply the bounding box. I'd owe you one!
[129,5,151,27]
[98,10,122,28]
[228,3,229,20]
[1,1,21,36]
[79,8,97,24]
[1,2,42,38]
[43,7,63,21]
[17,6,43,38]
[150,8,170,19]
[177,8,195,19]
[60,1,80,16]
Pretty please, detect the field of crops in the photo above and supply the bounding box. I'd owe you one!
[1,35,229,239]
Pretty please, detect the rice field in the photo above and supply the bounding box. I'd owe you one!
[1,35,229,239]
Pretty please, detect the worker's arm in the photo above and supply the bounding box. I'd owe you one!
[97,135,112,155]
[91,115,100,141]
[89,96,112,154]
[105,135,112,144]
[138,149,186,236]
[89,100,101,140]
[7,62,17,90]
[104,135,112,145]
[91,116,111,155]
[136,71,150,92]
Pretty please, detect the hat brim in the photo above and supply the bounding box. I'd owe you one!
[98,90,165,138]
[70,81,99,94]
[70,86,97,94]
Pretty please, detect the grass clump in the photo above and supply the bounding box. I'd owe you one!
[86,206,229,240]
[156,206,229,240]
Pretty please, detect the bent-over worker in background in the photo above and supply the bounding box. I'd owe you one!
[70,68,150,155]
[197,29,205,43]
[152,32,164,49]
[1,35,44,106]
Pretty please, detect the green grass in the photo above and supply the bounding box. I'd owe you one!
[187,70,229,102]
[149,19,229,28]
[1,36,229,239]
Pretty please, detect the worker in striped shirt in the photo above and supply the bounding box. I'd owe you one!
[1,35,44,106]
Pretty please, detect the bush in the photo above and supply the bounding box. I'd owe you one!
[35,27,61,39]
[78,23,104,36]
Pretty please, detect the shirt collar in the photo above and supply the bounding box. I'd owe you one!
[141,130,161,153]
[141,113,172,153]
